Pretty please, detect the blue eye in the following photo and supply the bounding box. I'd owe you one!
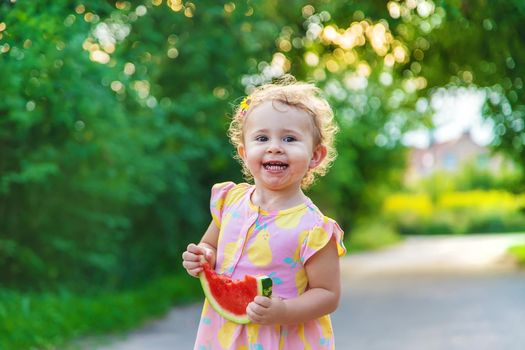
[255,135,268,142]
[283,136,296,142]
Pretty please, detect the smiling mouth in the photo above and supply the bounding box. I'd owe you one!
[263,161,288,171]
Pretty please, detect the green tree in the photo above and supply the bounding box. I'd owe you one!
[4,0,524,293]
[0,0,432,290]
[0,1,166,290]
[99,1,282,284]
[409,0,525,166]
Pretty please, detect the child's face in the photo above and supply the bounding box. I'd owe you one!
[237,100,326,193]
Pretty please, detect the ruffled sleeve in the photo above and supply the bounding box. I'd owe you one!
[300,217,346,263]
[210,182,236,228]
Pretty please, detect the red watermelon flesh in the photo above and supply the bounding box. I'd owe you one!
[199,262,272,324]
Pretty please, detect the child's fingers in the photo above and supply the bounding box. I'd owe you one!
[182,243,214,277]
[182,244,208,262]
[246,301,265,320]
[185,244,213,263]
[182,260,203,277]
[181,251,192,261]
[188,267,203,277]
[182,259,199,270]
[204,249,213,260]
[253,296,271,307]
[186,243,205,255]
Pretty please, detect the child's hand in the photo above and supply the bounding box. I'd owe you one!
[182,243,215,277]
[246,296,286,325]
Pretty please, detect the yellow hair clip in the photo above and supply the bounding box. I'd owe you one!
[239,97,251,117]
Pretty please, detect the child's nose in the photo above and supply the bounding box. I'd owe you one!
[266,141,283,153]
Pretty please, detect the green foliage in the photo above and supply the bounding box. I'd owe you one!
[0,0,169,290]
[411,160,524,200]
[1,0,417,291]
[385,160,525,236]
[384,189,525,235]
[419,0,525,167]
[453,161,524,192]
[0,275,201,350]
[99,0,286,286]
[347,219,402,252]
[508,244,525,267]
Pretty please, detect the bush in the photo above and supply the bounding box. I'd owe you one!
[347,220,402,252]
[383,190,525,235]
[0,275,201,350]
[508,244,525,266]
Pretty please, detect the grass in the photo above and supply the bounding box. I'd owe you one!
[508,244,525,266]
[347,220,402,252]
[0,275,201,350]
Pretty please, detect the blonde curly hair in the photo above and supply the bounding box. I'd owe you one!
[228,76,339,189]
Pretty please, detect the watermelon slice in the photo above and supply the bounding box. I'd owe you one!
[199,262,273,324]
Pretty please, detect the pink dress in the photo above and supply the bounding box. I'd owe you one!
[193,182,346,350]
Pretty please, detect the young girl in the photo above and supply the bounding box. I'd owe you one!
[182,76,346,350]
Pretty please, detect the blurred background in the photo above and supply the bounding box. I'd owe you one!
[1,0,525,348]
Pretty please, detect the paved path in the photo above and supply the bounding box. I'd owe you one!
[79,234,525,350]
[334,271,525,350]
[343,233,525,277]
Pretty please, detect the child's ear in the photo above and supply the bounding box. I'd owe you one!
[237,144,246,161]
[309,144,327,169]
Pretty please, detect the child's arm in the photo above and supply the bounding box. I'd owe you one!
[246,238,341,325]
[182,220,220,277]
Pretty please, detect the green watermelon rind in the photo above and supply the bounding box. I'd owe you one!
[199,269,273,324]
